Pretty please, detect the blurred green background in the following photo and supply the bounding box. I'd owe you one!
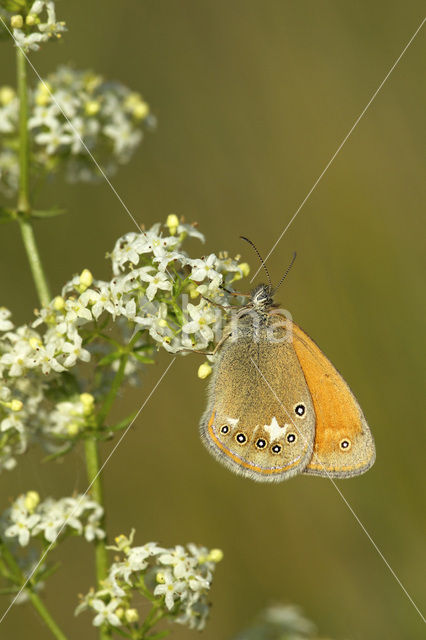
[0,1,425,638]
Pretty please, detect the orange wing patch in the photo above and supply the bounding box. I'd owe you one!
[292,323,375,476]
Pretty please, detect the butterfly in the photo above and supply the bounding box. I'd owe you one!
[199,238,375,481]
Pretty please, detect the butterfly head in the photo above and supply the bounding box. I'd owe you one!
[249,284,274,311]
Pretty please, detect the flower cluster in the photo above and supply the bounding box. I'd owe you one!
[77,531,223,632]
[1,491,105,547]
[0,65,153,193]
[8,0,66,52]
[0,220,249,471]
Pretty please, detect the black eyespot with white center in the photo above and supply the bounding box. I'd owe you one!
[287,433,297,444]
[340,438,351,450]
[271,444,282,454]
[235,433,247,444]
[255,438,267,449]
[220,425,229,434]
[294,403,305,417]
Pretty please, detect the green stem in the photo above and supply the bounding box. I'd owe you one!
[0,537,68,640]
[17,46,29,213]
[18,218,52,306]
[83,439,110,640]
[16,46,51,307]
[84,439,108,582]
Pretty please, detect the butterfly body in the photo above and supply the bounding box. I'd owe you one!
[200,282,375,482]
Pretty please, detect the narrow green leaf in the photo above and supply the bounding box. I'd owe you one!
[31,208,66,219]
[97,350,123,366]
[0,207,16,223]
[107,410,139,433]
[132,352,155,364]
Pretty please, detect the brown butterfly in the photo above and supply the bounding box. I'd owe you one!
[199,238,375,482]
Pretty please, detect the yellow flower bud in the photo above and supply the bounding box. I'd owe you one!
[79,269,93,289]
[85,100,100,116]
[80,393,94,414]
[53,296,65,311]
[124,92,149,119]
[124,609,139,623]
[198,362,212,379]
[166,214,179,236]
[208,548,224,563]
[158,319,168,328]
[24,491,40,513]
[35,82,52,106]
[11,15,23,29]
[0,86,15,106]
[187,282,199,299]
[26,14,38,26]
[238,262,250,277]
[156,572,166,584]
[67,422,80,436]
[10,399,23,412]
[115,608,124,620]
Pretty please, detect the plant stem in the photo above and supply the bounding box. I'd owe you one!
[16,46,51,307]
[0,537,68,640]
[83,439,109,582]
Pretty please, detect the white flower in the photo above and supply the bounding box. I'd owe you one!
[177,223,205,242]
[154,571,186,610]
[189,254,222,286]
[182,303,216,343]
[13,30,45,52]
[159,545,192,579]
[104,114,142,157]
[32,511,65,543]
[64,298,92,323]
[5,512,40,547]
[62,334,91,367]
[0,339,34,377]
[140,271,172,302]
[34,343,66,374]
[35,122,73,155]
[84,514,105,542]
[28,103,60,130]
[91,598,121,627]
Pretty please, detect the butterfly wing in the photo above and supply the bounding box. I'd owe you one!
[292,323,375,478]
[200,322,316,482]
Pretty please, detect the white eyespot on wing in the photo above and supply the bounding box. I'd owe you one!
[263,417,289,442]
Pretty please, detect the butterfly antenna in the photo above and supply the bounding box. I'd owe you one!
[240,236,272,288]
[272,251,297,295]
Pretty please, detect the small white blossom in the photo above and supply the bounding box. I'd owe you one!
[189,254,223,286]
[91,598,121,627]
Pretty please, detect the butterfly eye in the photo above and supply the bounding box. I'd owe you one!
[271,444,282,454]
[294,403,306,417]
[220,425,229,434]
[286,433,297,444]
[340,438,351,450]
[255,438,267,449]
[235,432,247,444]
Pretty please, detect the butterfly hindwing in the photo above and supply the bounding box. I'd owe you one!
[292,323,375,478]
